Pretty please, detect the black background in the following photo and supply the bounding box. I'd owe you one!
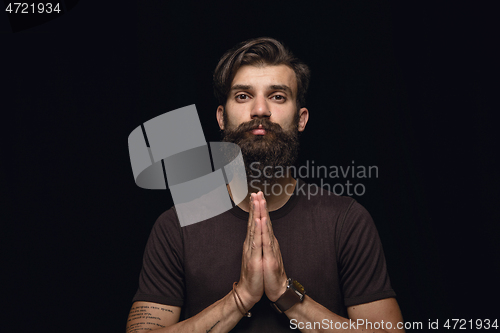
[3,1,499,332]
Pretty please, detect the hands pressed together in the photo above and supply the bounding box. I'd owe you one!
[237,191,288,309]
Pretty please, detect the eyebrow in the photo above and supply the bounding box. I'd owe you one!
[270,85,293,95]
[230,84,293,96]
[230,84,252,92]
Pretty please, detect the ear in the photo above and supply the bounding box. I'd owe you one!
[216,105,225,130]
[297,107,309,132]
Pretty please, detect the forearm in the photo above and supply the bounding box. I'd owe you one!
[165,292,242,333]
[285,296,395,333]
[128,291,248,333]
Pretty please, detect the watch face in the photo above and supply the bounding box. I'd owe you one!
[292,280,305,294]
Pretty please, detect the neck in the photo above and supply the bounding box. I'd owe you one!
[227,175,297,213]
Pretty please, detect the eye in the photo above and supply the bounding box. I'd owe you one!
[271,94,286,102]
[235,94,249,101]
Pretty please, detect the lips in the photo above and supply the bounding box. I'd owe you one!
[251,128,266,135]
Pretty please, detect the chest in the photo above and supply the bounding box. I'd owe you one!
[181,220,342,316]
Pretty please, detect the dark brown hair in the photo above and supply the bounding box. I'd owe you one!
[213,37,310,109]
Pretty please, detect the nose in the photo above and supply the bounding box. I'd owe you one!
[250,94,271,119]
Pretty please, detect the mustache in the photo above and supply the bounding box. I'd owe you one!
[231,118,284,133]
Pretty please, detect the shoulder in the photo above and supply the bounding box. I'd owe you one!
[336,199,382,255]
[148,206,183,245]
[293,179,379,236]
[154,206,181,227]
[294,178,357,218]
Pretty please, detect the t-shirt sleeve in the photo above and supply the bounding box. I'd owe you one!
[132,208,185,307]
[337,200,396,307]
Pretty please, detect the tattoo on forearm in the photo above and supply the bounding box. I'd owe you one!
[126,322,153,332]
[206,320,220,332]
[126,305,171,332]
[151,305,174,313]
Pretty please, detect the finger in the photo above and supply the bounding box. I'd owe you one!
[259,192,269,220]
[257,191,266,219]
[249,195,260,254]
[254,191,263,220]
[259,192,275,241]
[251,214,263,260]
[245,193,256,253]
[245,194,253,243]
[261,214,274,258]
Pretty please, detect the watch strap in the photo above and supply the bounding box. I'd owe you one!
[271,279,305,313]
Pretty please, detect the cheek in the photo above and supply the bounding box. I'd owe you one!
[276,116,295,130]
[224,115,241,131]
[225,109,248,127]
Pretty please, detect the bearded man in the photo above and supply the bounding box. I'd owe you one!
[126,37,404,332]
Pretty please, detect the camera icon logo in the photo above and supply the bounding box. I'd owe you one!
[128,105,248,227]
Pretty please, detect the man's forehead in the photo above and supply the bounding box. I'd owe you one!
[231,64,297,95]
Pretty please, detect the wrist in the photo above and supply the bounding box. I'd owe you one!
[268,278,289,302]
[283,294,306,315]
[235,284,258,309]
[270,278,306,314]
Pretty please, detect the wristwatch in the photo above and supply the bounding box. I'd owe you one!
[270,278,306,313]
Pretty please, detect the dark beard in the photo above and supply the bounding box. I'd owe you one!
[221,117,300,187]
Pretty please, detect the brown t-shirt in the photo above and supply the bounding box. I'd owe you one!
[132,179,396,332]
